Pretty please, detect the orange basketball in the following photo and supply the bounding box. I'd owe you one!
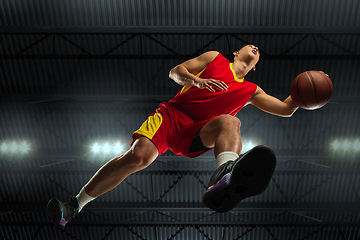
[290,71,333,110]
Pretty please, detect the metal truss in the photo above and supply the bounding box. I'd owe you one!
[1,222,360,240]
[1,26,360,34]
[1,31,359,61]
[1,29,360,240]
[1,158,359,224]
[1,96,358,160]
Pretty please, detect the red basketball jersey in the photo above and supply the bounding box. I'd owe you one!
[169,53,257,121]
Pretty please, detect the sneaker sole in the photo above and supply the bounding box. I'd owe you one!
[46,198,67,228]
[203,145,276,213]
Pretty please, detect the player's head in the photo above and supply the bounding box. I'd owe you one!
[233,44,260,71]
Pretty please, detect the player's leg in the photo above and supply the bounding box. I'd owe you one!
[84,136,158,198]
[199,114,242,165]
[199,114,276,213]
[46,136,158,228]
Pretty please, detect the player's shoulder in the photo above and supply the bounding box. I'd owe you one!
[198,51,220,61]
[203,50,220,56]
[251,85,264,96]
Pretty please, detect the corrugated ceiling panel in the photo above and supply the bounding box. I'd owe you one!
[1,0,359,27]
[2,34,360,56]
[2,34,359,97]
[1,1,359,239]
[1,58,358,97]
[1,100,359,160]
[1,224,359,240]
[2,204,359,231]
[2,161,358,206]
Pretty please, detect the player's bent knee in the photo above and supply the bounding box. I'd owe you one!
[127,140,157,170]
[216,114,241,128]
[201,115,241,141]
[130,151,153,169]
[120,150,152,170]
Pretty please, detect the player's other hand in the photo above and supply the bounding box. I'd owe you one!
[319,71,330,78]
[196,78,228,93]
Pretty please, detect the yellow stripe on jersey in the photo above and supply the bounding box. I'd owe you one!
[133,112,163,140]
[180,85,192,94]
[180,66,208,94]
[229,63,244,83]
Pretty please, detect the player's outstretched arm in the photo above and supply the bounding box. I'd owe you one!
[248,86,299,117]
[169,51,228,92]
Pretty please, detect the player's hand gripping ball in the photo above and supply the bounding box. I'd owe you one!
[290,71,333,110]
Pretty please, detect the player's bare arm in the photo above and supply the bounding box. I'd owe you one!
[169,51,228,92]
[248,86,299,117]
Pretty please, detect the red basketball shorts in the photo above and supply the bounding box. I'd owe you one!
[132,102,213,158]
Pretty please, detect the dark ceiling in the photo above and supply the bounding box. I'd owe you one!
[1,0,360,239]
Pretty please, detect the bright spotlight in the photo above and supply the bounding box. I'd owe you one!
[1,142,8,152]
[329,138,360,156]
[342,140,351,150]
[353,140,360,151]
[242,140,256,153]
[331,140,340,150]
[19,142,30,153]
[10,142,17,152]
[90,140,127,156]
[102,142,111,154]
[92,142,100,153]
[113,142,123,154]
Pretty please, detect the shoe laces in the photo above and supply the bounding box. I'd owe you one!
[63,197,79,220]
[208,161,234,188]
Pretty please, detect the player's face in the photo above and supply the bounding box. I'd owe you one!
[234,45,260,71]
[238,45,260,60]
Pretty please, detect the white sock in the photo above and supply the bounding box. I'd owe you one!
[76,187,96,212]
[216,151,239,167]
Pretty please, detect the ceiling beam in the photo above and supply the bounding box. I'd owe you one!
[3,202,360,212]
[1,166,358,174]
[2,202,359,226]
[0,96,358,109]
[1,54,359,60]
[1,26,360,35]
[3,221,359,227]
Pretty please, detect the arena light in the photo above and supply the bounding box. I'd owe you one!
[331,140,340,150]
[102,142,111,154]
[19,142,30,153]
[353,140,360,152]
[0,140,31,154]
[330,138,360,153]
[113,142,124,154]
[91,142,100,153]
[90,140,126,156]
[342,140,351,150]
[10,142,18,152]
[1,142,8,152]
[242,140,256,153]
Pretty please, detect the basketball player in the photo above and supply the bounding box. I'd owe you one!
[47,45,304,227]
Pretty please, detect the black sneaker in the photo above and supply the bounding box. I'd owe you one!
[203,145,276,213]
[46,196,79,228]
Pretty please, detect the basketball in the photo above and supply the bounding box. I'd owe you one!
[290,71,333,110]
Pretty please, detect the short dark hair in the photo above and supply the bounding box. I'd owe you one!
[238,43,248,50]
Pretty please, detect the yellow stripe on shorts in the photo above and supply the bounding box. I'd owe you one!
[133,112,163,140]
